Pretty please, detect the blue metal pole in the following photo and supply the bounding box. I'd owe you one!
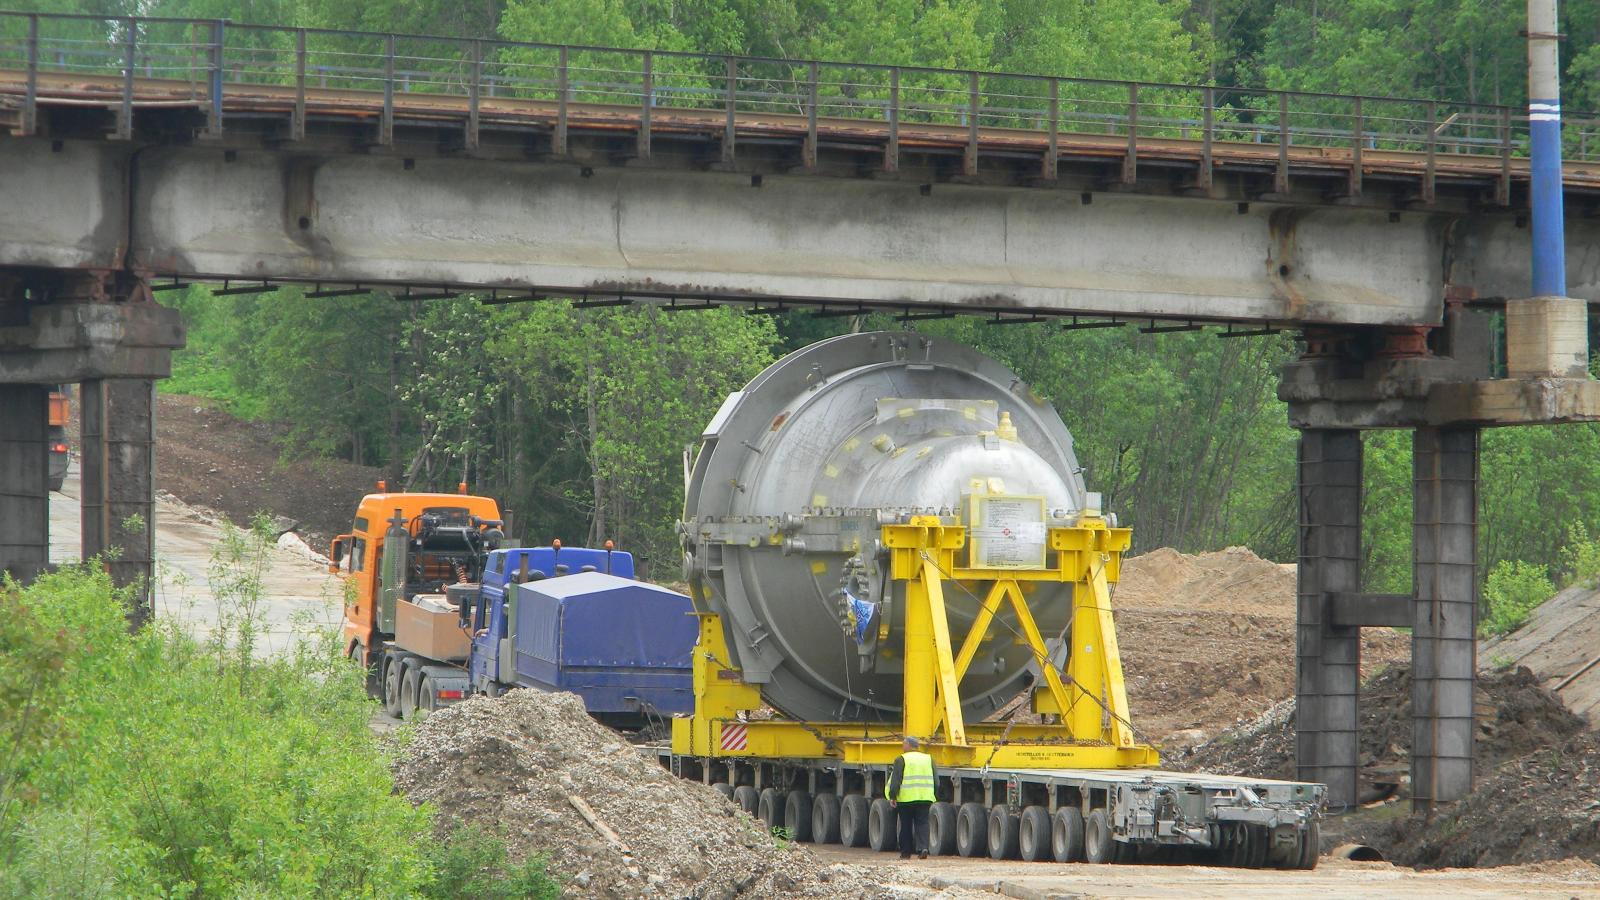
[1529,0,1566,297]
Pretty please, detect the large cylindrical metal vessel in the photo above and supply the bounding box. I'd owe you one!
[682,332,1091,723]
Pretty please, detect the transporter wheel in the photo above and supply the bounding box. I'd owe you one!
[987,804,1021,860]
[400,665,423,720]
[757,788,783,831]
[867,798,898,852]
[1018,805,1052,862]
[1084,809,1115,864]
[955,802,988,857]
[1296,819,1321,870]
[840,795,870,848]
[785,791,814,842]
[812,794,842,844]
[928,802,958,856]
[713,783,736,802]
[1247,825,1270,869]
[733,785,760,817]
[419,676,438,716]
[1052,808,1085,863]
[382,654,405,718]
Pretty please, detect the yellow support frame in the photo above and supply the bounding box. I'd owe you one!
[671,514,1159,770]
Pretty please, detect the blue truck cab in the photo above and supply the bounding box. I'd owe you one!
[466,545,697,725]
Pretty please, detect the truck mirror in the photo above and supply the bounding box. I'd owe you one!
[329,537,346,574]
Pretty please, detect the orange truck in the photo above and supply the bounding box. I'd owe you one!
[329,483,506,714]
[47,387,69,491]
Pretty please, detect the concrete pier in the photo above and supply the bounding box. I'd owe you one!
[0,384,50,583]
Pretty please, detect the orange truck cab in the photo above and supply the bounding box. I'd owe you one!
[330,485,504,688]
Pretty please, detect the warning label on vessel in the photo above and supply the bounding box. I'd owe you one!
[970,495,1047,569]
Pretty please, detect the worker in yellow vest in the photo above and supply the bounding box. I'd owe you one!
[886,736,937,859]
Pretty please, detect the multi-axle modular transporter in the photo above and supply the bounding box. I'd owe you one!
[658,332,1324,866]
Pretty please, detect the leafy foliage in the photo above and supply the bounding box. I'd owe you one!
[1481,560,1556,637]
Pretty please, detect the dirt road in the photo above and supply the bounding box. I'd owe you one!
[812,846,1600,899]
[48,464,344,655]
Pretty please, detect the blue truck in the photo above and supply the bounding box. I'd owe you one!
[354,521,699,725]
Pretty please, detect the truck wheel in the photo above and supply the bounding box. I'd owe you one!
[382,655,405,718]
[955,802,987,857]
[987,804,1021,860]
[1052,807,1085,862]
[733,785,759,817]
[784,791,813,842]
[757,787,783,832]
[1296,819,1321,870]
[811,794,841,844]
[1084,809,1115,864]
[419,676,438,715]
[868,798,898,852]
[1019,805,1052,862]
[401,665,423,720]
[839,795,870,848]
[1246,825,1269,868]
[713,783,736,803]
[928,802,957,856]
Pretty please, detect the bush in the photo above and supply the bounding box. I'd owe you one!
[0,534,560,897]
[1558,521,1600,588]
[1481,560,1556,637]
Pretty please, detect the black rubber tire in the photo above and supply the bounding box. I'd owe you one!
[928,802,958,856]
[955,802,988,857]
[382,655,405,718]
[1018,805,1052,862]
[785,791,814,842]
[812,794,842,844]
[419,675,438,715]
[1296,819,1321,870]
[400,664,423,720]
[1114,837,1138,864]
[1247,825,1269,869]
[840,795,870,848]
[868,798,898,852]
[734,785,760,817]
[988,804,1022,860]
[1052,807,1085,863]
[1084,809,1115,864]
[713,783,736,802]
[758,787,783,832]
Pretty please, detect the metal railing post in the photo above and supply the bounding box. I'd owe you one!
[1497,106,1513,206]
[886,67,899,173]
[203,19,224,138]
[804,60,819,170]
[21,14,37,137]
[1043,78,1058,181]
[722,56,737,164]
[1198,85,1214,192]
[1349,96,1364,198]
[380,33,395,145]
[1123,82,1138,185]
[637,50,652,159]
[1275,92,1290,194]
[964,71,979,177]
[292,28,306,140]
[467,39,482,151]
[1423,100,1437,205]
[555,46,569,155]
[116,16,136,140]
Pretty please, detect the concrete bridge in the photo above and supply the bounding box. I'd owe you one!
[3,11,1600,818]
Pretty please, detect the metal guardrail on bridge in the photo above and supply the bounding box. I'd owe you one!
[3,10,1599,201]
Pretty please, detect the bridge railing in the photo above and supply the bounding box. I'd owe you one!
[3,9,1595,177]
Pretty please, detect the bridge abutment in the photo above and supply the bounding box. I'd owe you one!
[0,384,51,584]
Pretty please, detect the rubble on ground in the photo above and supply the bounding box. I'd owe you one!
[393,690,900,899]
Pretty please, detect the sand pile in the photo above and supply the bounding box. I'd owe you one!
[1115,545,1297,615]
[393,691,890,899]
[1177,665,1586,804]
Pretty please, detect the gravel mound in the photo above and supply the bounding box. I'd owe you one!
[393,691,893,899]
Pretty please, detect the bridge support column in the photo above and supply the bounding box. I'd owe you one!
[1295,428,1362,809]
[1411,426,1479,811]
[0,384,50,583]
[81,378,157,629]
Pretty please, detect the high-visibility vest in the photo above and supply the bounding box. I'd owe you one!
[888,751,936,802]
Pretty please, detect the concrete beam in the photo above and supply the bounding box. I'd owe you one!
[1326,592,1412,629]
[0,385,49,583]
[1412,426,1479,811]
[1296,429,1363,809]
[9,138,1600,326]
[0,301,184,384]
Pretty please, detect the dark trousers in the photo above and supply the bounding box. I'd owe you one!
[896,800,931,855]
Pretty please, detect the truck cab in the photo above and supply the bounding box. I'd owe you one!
[330,486,504,677]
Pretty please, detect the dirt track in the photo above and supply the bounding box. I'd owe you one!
[812,846,1600,898]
